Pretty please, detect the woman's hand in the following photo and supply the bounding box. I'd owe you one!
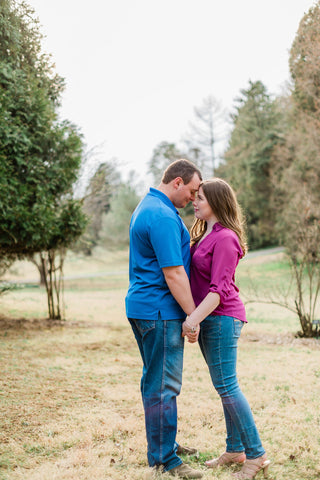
[181,292,220,343]
[182,320,200,343]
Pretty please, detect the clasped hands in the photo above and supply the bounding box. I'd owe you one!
[182,317,200,343]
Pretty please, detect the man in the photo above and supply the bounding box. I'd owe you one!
[125,159,203,479]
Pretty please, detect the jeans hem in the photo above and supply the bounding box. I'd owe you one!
[226,449,246,453]
[245,449,266,460]
[163,459,183,472]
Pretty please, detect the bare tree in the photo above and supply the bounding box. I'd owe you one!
[183,95,228,177]
[242,188,320,337]
[148,141,183,186]
[265,2,320,337]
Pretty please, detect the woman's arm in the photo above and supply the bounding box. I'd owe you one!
[182,291,220,341]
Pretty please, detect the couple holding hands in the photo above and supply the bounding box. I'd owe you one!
[125,159,269,479]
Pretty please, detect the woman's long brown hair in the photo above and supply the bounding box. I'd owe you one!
[190,178,248,256]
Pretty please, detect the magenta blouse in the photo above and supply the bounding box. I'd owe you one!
[190,222,247,322]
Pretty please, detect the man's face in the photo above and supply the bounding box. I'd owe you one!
[173,173,201,208]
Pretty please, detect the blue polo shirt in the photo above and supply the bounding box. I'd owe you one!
[125,188,191,320]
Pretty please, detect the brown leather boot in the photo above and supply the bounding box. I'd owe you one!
[168,462,203,479]
[176,445,198,456]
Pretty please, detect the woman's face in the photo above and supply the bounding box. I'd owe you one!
[193,186,216,222]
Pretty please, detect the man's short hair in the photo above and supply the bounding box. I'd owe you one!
[161,159,202,185]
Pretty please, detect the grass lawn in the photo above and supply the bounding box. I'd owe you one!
[0,248,319,480]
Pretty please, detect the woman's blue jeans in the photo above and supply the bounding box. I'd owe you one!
[129,316,184,471]
[198,315,265,459]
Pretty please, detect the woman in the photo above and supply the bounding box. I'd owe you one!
[182,178,270,480]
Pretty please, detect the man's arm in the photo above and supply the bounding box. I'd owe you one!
[162,265,195,316]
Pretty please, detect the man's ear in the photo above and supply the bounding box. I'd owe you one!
[173,177,183,189]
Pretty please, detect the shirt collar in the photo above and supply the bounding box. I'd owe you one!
[148,187,179,215]
[212,222,225,231]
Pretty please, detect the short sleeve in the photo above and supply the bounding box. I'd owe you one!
[209,234,242,302]
[149,217,183,268]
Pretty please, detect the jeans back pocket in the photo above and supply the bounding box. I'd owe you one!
[135,319,155,334]
[233,319,244,338]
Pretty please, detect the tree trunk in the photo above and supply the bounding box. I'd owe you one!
[35,249,66,320]
[29,254,47,286]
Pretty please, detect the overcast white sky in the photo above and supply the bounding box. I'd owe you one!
[28,0,315,186]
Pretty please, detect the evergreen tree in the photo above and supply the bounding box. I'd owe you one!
[218,80,282,249]
[0,1,87,318]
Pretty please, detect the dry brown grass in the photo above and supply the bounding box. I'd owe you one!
[0,249,320,480]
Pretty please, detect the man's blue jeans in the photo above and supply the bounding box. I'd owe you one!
[129,316,184,471]
[198,315,265,459]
